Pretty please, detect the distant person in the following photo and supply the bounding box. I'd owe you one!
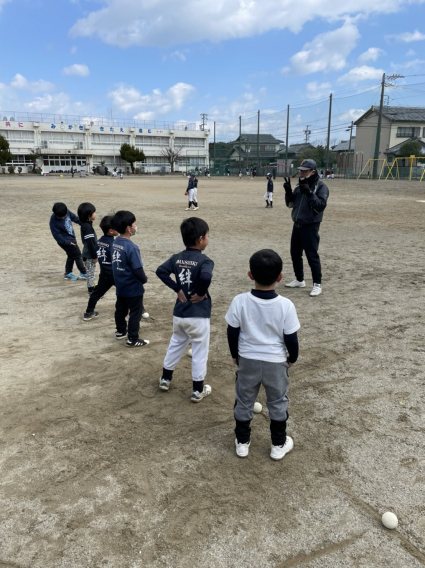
[156,217,214,402]
[283,159,329,297]
[78,202,98,295]
[193,175,199,208]
[49,202,87,281]
[185,172,198,211]
[119,169,123,179]
[320,170,324,179]
[264,173,274,208]
[71,166,74,178]
[225,249,300,459]
[239,170,242,180]
[331,169,334,180]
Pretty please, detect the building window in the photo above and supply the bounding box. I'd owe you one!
[396,127,421,138]
[175,137,205,148]
[0,130,35,144]
[135,136,169,147]
[11,155,35,164]
[91,134,130,145]
[265,145,275,151]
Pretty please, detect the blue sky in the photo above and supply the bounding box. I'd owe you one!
[0,0,424,142]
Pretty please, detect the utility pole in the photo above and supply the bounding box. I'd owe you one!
[257,110,260,174]
[213,121,216,174]
[347,121,354,177]
[325,93,333,171]
[200,113,208,131]
[373,73,386,179]
[285,105,289,176]
[239,116,241,173]
[304,125,311,144]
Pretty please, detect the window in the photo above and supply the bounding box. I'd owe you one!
[91,134,130,145]
[176,157,206,166]
[40,132,85,148]
[11,155,35,164]
[396,126,421,138]
[265,145,276,151]
[135,136,169,147]
[0,130,35,144]
[175,137,205,148]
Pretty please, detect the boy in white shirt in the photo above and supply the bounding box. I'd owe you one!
[225,249,300,460]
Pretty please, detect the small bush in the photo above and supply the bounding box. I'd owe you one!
[8,165,15,174]
[18,167,22,174]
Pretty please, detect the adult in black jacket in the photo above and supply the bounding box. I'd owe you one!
[283,159,329,297]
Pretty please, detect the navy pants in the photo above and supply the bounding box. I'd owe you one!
[60,243,86,275]
[115,295,144,341]
[290,222,322,284]
[86,270,115,313]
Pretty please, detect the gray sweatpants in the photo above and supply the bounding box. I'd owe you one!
[234,356,290,422]
[84,259,96,289]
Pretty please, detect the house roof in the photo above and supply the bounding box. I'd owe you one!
[229,148,279,158]
[355,106,425,125]
[384,137,425,155]
[277,143,314,155]
[230,133,284,144]
[332,138,356,152]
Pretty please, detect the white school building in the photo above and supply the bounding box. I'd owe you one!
[0,114,209,174]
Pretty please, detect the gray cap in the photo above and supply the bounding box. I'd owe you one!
[297,158,317,170]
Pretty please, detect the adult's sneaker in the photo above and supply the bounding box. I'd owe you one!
[270,436,294,461]
[64,273,78,281]
[83,311,99,321]
[126,339,150,348]
[235,439,250,458]
[310,283,322,297]
[79,273,87,279]
[159,377,171,391]
[115,332,127,340]
[285,279,305,288]
[191,384,212,403]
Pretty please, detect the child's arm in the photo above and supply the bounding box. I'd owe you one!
[133,267,147,284]
[283,332,298,366]
[190,258,214,303]
[50,218,73,246]
[69,211,81,226]
[81,224,98,261]
[227,325,240,365]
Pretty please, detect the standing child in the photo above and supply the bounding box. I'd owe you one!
[192,175,199,208]
[111,210,150,348]
[78,202,98,294]
[49,202,87,281]
[264,173,274,208]
[156,217,214,402]
[185,173,198,211]
[225,249,300,460]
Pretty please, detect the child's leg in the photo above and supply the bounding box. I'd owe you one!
[234,357,262,443]
[262,361,290,445]
[186,317,210,391]
[65,250,74,275]
[127,295,143,341]
[163,316,191,376]
[62,244,86,275]
[84,259,96,291]
[115,296,129,335]
[86,271,115,313]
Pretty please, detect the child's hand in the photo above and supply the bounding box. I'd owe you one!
[93,258,98,263]
[288,361,294,367]
[232,358,238,366]
[190,293,206,303]
[177,290,188,303]
[70,242,76,246]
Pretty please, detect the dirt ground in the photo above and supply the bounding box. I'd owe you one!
[0,173,424,568]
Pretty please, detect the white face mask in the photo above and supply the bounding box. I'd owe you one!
[133,226,138,234]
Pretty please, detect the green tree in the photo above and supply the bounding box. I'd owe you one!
[119,144,146,173]
[28,150,41,173]
[0,134,13,166]
[398,140,422,158]
[293,145,337,169]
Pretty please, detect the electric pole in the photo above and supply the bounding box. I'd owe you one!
[304,125,311,144]
[373,73,385,179]
[239,116,241,173]
[285,105,289,176]
[200,113,208,131]
[257,110,260,173]
[325,93,333,171]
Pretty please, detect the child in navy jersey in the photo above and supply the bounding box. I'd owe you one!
[225,249,300,461]
[78,202,98,294]
[111,210,150,348]
[83,215,118,321]
[156,217,214,402]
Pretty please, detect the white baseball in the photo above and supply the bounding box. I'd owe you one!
[253,402,262,413]
[382,512,398,529]
[188,348,192,357]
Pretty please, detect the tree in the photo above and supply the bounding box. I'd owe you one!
[0,134,13,166]
[293,145,338,169]
[119,144,146,173]
[28,150,41,173]
[398,140,422,158]
[160,144,183,173]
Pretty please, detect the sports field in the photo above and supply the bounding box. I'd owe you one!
[0,174,424,567]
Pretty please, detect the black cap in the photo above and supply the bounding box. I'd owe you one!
[297,159,317,171]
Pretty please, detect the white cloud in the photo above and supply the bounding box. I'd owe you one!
[358,47,385,62]
[0,0,11,13]
[406,49,416,56]
[387,29,425,42]
[283,23,360,76]
[24,92,91,115]
[69,0,425,48]
[337,65,384,83]
[164,50,188,62]
[338,108,366,122]
[10,74,55,94]
[62,64,90,77]
[306,81,332,100]
[108,82,195,119]
[391,58,425,70]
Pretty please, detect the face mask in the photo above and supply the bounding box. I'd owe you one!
[133,226,138,234]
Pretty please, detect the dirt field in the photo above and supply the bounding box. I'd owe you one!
[0,174,424,568]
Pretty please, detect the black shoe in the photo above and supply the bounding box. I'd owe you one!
[83,311,99,321]
[115,332,127,340]
[126,339,150,348]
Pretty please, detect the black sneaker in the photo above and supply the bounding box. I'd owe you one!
[126,339,150,348]
[83,311,99,321]
[115,332,127,340]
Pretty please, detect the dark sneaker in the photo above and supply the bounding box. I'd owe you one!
[191,384,212,403]
[126,339,150,348]
[115,332,127,340]
[159,377,171,391]
[83,311,99,321]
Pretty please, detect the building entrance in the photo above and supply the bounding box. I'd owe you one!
[42,155,87,173]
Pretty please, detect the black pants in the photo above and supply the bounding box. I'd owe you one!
[86,270,115,313]
[115,295,143,341]
[60,243,86,275]
[290,222,322,284]
[235,418,287,446]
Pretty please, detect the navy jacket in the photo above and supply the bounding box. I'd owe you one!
[49,210,80,247]
[285,172,329,225]
[80,221,98,260]
[187,178,195,191]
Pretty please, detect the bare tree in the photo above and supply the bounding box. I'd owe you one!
[161,145,183,173]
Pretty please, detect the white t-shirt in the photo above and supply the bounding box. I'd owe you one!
[225,292,300,363]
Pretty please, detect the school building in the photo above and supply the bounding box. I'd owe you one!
[0,114,209,174]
